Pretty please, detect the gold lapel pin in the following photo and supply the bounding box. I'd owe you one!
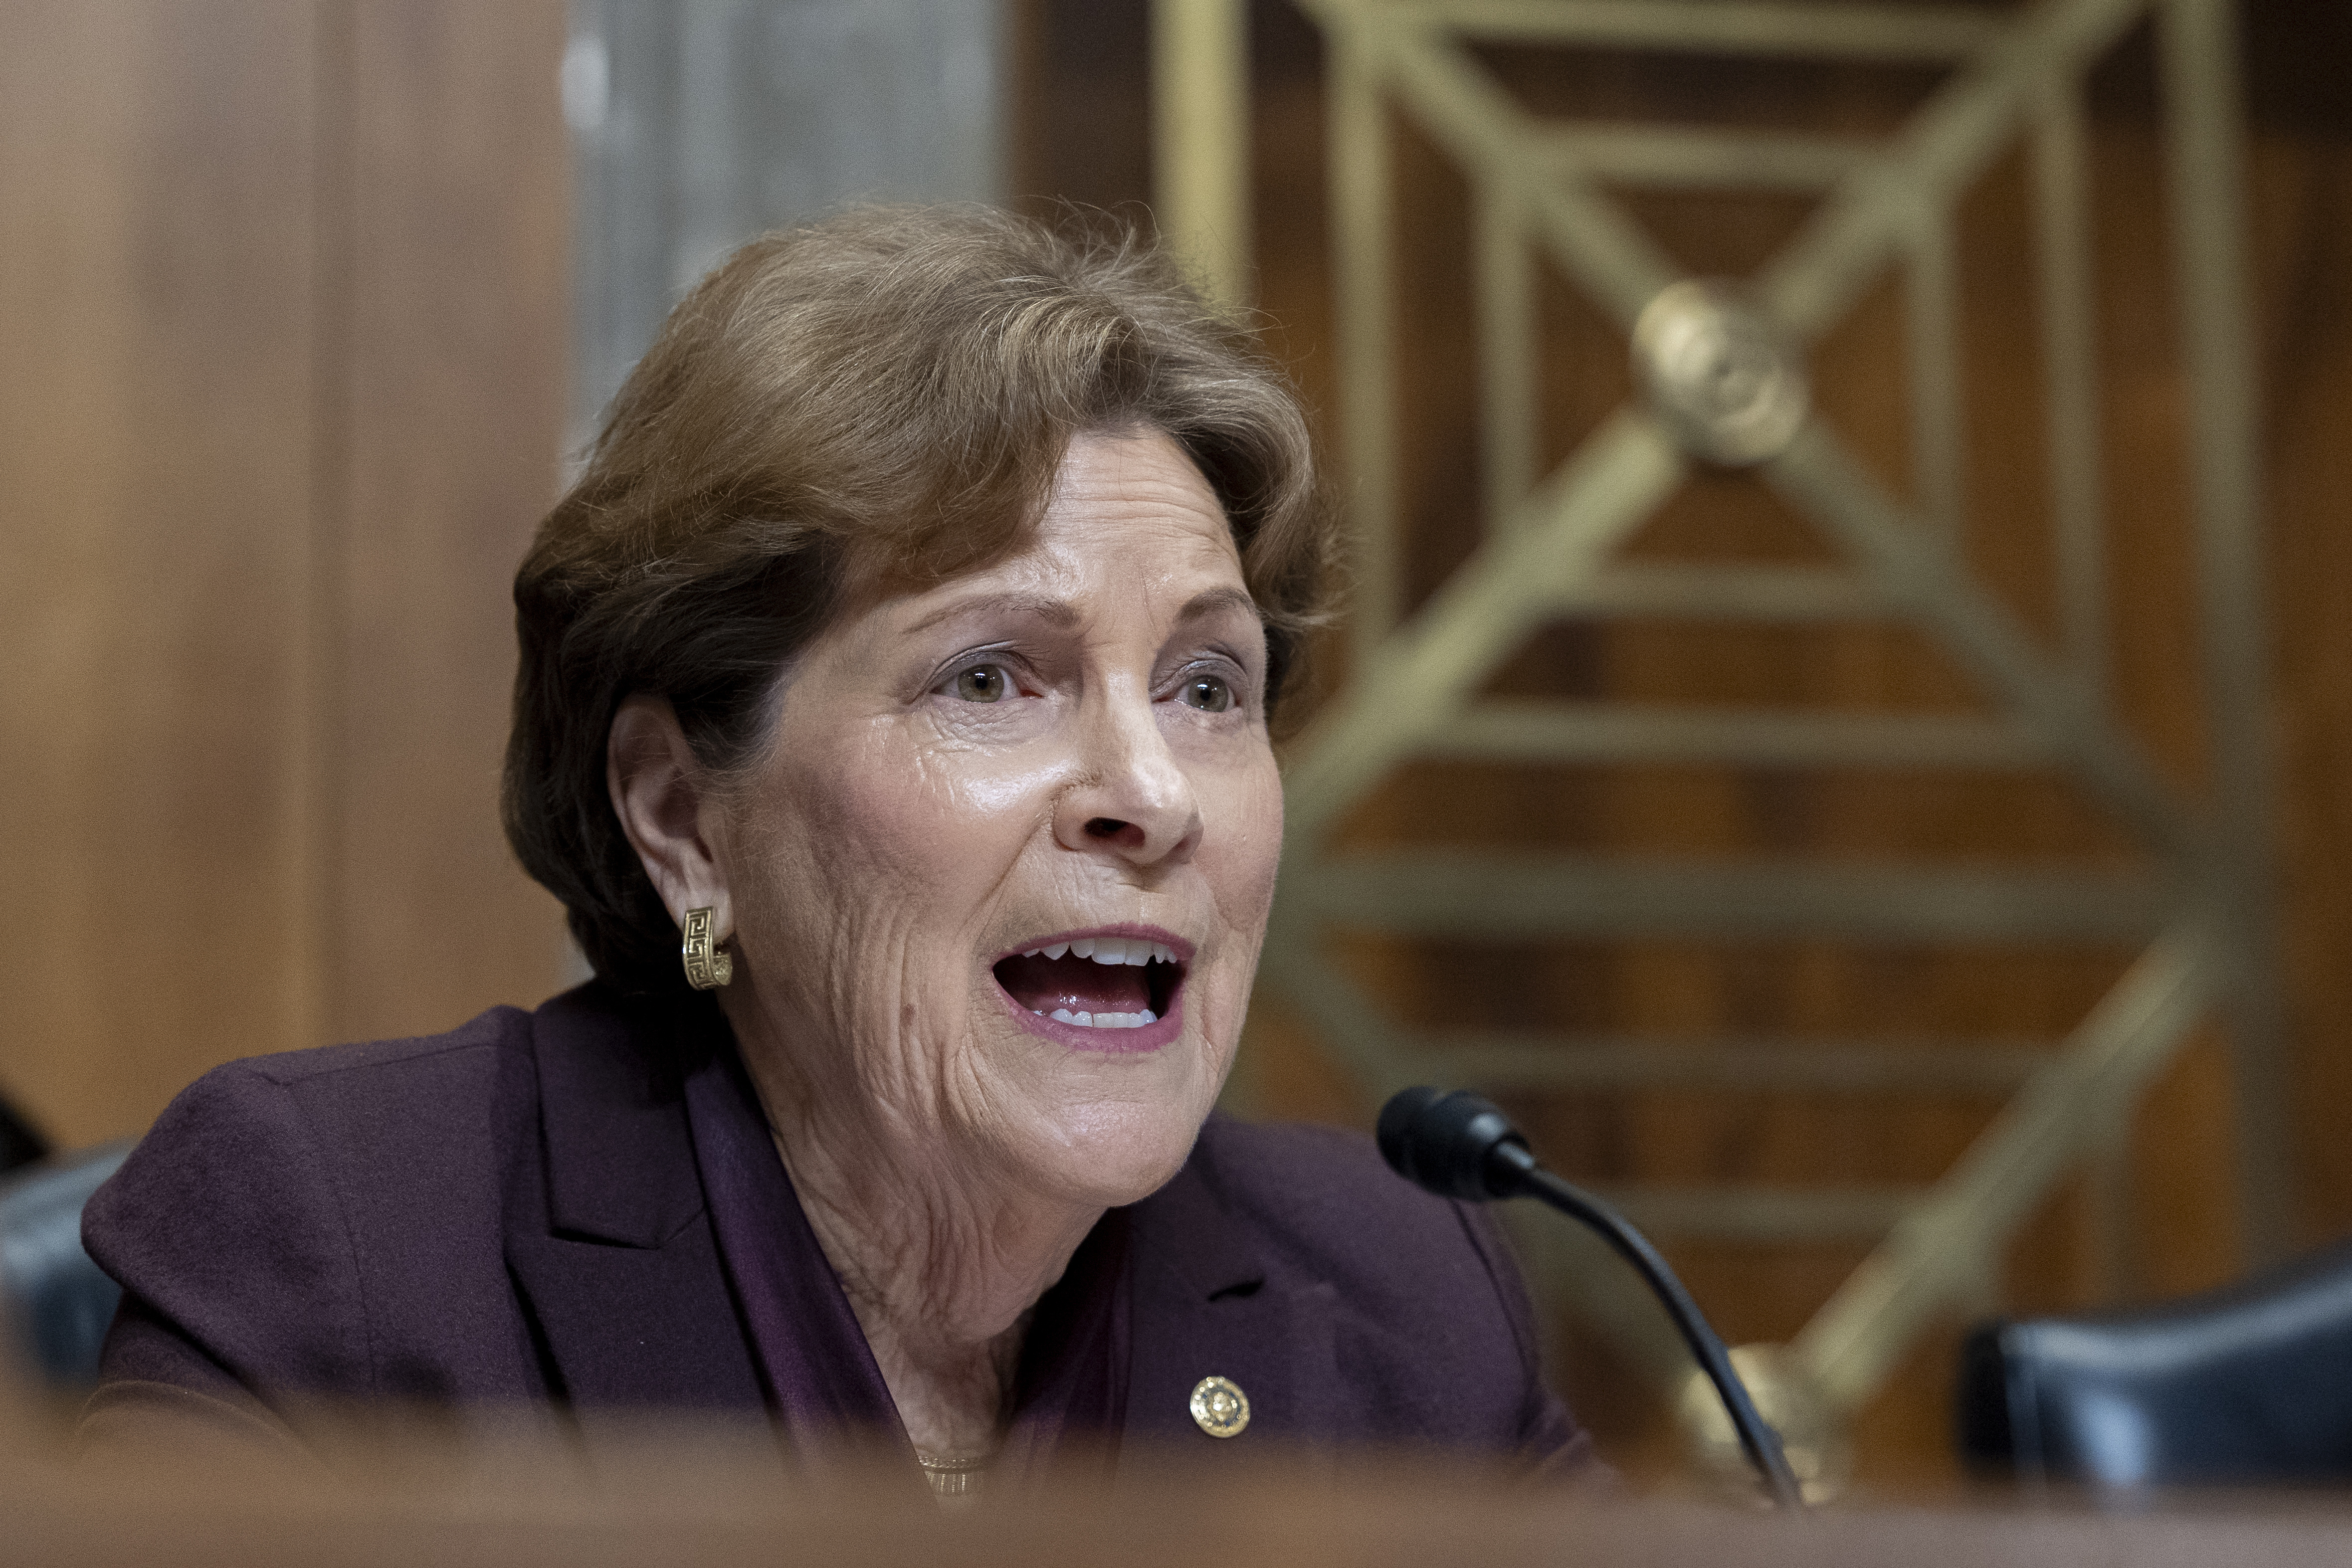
[1188,1375,1250,1438]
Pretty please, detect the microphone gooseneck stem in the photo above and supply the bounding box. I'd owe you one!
[1489,1142,1806,1511]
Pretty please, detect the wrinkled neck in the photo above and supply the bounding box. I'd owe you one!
[727,1000,1101,1454]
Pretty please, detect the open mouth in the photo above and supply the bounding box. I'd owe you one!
[992,933,1187,1032]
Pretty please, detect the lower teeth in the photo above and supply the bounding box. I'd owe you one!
[1044,1007,1158,1029]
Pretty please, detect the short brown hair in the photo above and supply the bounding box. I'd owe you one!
[503,205,1334,994]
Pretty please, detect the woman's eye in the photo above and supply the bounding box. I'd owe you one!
[951,663,1011,703]
[1179,673,1234,713]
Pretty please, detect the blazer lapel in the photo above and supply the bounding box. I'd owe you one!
[503,987,766,1413]
[1121,1151,1339,1471]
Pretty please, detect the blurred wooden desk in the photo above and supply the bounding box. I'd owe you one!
[9,1418,2352,1568]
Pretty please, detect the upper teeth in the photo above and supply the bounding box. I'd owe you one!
[1046,1008,1158,1029]
[1020,936,1177,967]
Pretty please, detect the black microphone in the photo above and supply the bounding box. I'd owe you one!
[1378,1086,1806,1510]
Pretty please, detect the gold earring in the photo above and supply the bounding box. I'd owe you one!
[681,906,734,990]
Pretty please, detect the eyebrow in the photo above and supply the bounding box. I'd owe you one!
[900,591,1085,637]
[1174,586,1263,626]
[898,585,1262,637]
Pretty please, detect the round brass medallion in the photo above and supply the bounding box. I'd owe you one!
[1188,1374,1250,1438]
[1631,279,1809,467]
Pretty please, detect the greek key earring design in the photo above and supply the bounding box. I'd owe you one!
[681,906,734,990]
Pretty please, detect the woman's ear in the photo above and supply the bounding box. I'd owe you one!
[608,694,732,936]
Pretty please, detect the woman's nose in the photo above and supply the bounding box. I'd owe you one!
[1053,686,1202,869]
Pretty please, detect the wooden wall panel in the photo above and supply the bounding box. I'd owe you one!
[0,1,320,1146]
[0,0,568,1147]
[330,3,571,1043]
[2257,131,2352,1234]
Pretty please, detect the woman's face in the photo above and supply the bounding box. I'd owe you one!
[717,428,1284,1209]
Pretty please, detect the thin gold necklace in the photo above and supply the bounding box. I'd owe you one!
[913,1447,993,1501]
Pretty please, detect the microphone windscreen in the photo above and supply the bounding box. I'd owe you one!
[1375,1086,1445,1187]
[1376,1086,1527,1201]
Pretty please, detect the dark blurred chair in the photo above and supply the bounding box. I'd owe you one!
[1959,1238,2352,1488]
[0,1142,130,1388]
[0,1096,50,1176]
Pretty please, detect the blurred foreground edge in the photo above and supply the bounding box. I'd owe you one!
[11,1396,2352,1567]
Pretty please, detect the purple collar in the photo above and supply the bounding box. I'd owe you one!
[679,1040,1130,1482]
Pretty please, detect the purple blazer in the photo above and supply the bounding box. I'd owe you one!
[81,984,1593,1475]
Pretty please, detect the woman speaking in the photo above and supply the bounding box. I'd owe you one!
[80,207,1593,1495]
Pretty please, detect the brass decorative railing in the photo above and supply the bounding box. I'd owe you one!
[1158,0,2279,1435]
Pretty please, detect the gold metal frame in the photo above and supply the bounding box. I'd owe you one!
[1158,0,2278,1418]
